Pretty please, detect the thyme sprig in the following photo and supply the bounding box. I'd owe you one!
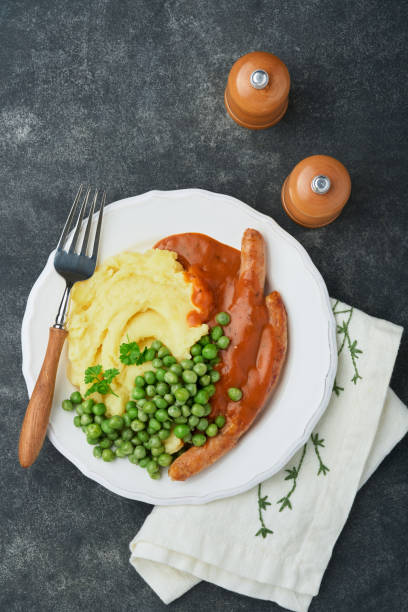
[277,444,307,512]
[332,301,363,390]
[311,433,330,476]
[255,483,273,538]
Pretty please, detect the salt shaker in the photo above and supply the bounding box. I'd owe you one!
[224,51,290,129]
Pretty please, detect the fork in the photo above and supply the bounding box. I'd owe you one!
[19,185,106,468]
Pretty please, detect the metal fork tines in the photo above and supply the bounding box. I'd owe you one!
[53,185,105,328]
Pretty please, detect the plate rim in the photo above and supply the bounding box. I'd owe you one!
[21,188,337,505]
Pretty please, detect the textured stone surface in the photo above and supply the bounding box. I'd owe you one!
[1,1,407,610]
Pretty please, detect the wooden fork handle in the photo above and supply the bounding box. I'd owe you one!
[19,327,67,468]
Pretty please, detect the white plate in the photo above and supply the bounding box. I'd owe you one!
[22,189,337,505]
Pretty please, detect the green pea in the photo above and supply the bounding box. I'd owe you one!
[142,400,156,414]
[108,415,124,430]
[216,312,230,326]
[101,419,113,434]
[152,358,163,369]
[164,393,175,404]
[147,427,156,435]
[163,356,176,367]
[197,418,209,431]
[115,448,126,458]
[137,430,149,443]
[134,375,145,387]
[99,438,112,449]
[153,397,168,410]
[202,344,218,360]
[155,408,169,422]
[158,428,170,440]
[215,414,226,428]
[210,356,221,365]
[210,326,223,341]
[126,400,137,411]
[93,402,106,416]
[181,359,194,370]
[158,453,172,467]
[107,432,119,441]
[199,375,211,387]
[121,441,134,455]
[80,414,93,426]
[181,405,191,417]
[94,415,104,426]
[164,371,179,384]
[162,420,172,430]
[210,370,221,383]
[121,428,133,441]
[191,403,205,417]
[151,446,165,457]
[190,344,202,356]
[81,425,87,433]
[194,390,209,405]
[175,388,190,403]
[123,413,131,426]
[137,398,147,408]
[206,423,218,437]
[155,368,166,382]
[193,355,204,364]
[174,416,187,423]
[115,438,125,448]
[168,405,181,418]
[149,472,161,480]
[93,446,103,458]
[158,346,170,359]
[128,454,139,464]
[87,423,102,439]
[193,363,207,377]
[144,348,156,362]
[185,383,197,397]
[82,399,94,414]
[130,419,145,432]
[132,386,146,400]
[199,334,211,346]
[171,383,183,394]
[182,370,197,384]
[134,445,147,459]
[138,457,150,468]
[148,418,161,432]
[192,433,207,447]
[144,371,156,385]
[127,406,138,420]
[62,399,74,411]
[70,391,82,404]
[170,364,183,376]
[151,339,162,351]
[137,409,148,422]
[203,404,212,416]
[102,449,115,462]
[228,387,243,402]
[156,382,170,396]
[204,384,216,397]
[73,415,81,427]
[183,432,192,443]
[145,385,156,397]
[75,404,84,416]
[217,336,231,349]
[174,424,190,439]
[147,460,159,474]
[188,415,199,427]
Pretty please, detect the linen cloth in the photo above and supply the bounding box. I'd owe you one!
[130,300,406,612]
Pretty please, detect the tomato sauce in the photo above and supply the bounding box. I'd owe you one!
[154,233,274,423]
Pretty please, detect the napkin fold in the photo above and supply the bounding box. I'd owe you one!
[130,300,406,612]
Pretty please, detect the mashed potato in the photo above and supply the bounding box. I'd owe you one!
[67,249,207,415]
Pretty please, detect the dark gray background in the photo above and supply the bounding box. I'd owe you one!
[1,1,407,610]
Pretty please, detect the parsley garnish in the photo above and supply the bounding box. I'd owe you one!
[119,340,149,365]
[84,365,120,397]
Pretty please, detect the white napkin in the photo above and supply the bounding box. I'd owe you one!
[129,300,407,612]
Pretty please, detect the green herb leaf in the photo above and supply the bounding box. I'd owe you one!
[84,365,119,397]
[84,365,102,384]
[119,341,151,365]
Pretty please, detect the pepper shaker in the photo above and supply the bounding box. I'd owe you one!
[281,155,351,227]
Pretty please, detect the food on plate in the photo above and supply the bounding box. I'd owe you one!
[66,249,208,415]
[62,228,287,480]
[155,229,287,480]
